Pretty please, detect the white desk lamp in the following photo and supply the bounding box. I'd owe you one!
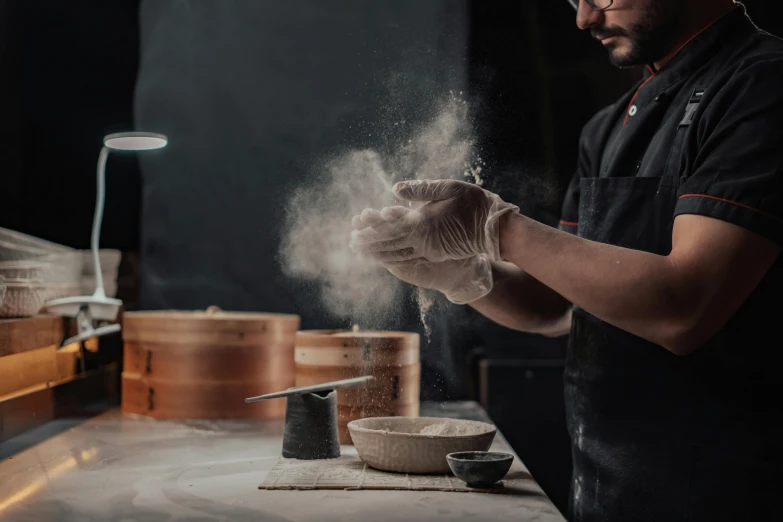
[45,132,168,346]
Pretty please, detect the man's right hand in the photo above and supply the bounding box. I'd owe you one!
[350,208,493,304]
[385,256,494,305]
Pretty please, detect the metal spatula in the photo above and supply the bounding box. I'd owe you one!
[244,375,374,403]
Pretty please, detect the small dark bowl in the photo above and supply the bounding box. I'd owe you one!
[446,451,514,488]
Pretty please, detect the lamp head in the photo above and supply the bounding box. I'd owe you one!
[103,132,168,151]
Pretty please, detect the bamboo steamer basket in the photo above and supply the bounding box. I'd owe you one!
[122,307,300,419]
[295,329,420,444]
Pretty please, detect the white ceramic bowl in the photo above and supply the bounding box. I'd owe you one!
[348,416,497,474]
[0,253,81,287]
[37,252,84,284]
[41,282,82,301]
[0,228,73,263]
[0,281,48,317]
[0,261,46,281]
[0,227,71,254]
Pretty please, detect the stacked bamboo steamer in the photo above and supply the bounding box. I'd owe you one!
[295,329,420,443]
[122,307,299,418]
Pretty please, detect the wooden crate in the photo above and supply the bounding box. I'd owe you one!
[0,316,64,398]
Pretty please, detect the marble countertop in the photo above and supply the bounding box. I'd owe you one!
[0,401,565,521]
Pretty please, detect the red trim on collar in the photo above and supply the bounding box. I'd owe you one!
[622,8,737,127]
[623,74,656,126]
[657,7,739,71]
[559,220,579,227]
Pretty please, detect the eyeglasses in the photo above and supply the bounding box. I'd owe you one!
[567,0,614,11]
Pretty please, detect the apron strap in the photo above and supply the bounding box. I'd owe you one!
[659,85,708,192]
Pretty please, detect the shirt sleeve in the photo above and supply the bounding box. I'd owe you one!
[559,171,580,235]
[675,57,783,245]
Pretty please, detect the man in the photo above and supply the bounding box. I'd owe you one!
[350,1,783,520]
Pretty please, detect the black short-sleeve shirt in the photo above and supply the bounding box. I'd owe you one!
[557,9,783,519]
[560,7,783,245]
[558,5,783,414]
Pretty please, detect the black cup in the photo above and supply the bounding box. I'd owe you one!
[446,451,514,488]
[282,390,340,460]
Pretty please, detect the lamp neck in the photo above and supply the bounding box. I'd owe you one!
[91,146,110,299]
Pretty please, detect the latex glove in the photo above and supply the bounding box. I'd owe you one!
[351,208,493,304]
[350,179,518,263]
[387,256,493,305]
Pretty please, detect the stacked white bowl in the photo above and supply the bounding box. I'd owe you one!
[0,275,6,311]
[0,228,120,318]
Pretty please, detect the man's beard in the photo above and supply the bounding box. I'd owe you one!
[592,0,685,68]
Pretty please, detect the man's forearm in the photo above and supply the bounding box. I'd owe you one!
[470,260,572,337]
[498,213,689,351]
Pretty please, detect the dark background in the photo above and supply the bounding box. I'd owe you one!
[1,0,780,515]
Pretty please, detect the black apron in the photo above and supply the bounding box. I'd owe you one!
[565,57,780,522]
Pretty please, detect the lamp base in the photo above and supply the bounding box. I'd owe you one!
[44,295,122,321]
[61,323,121,348]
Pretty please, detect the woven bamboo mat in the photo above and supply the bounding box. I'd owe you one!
[259,450,544,495]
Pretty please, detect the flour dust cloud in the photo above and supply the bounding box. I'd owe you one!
[279,94,485,328]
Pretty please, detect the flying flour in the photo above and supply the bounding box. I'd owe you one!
[279,94,485,327]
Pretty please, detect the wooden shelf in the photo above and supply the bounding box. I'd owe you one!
[0,315,65,357]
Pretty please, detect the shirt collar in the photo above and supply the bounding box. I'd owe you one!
[636,6,750,104]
